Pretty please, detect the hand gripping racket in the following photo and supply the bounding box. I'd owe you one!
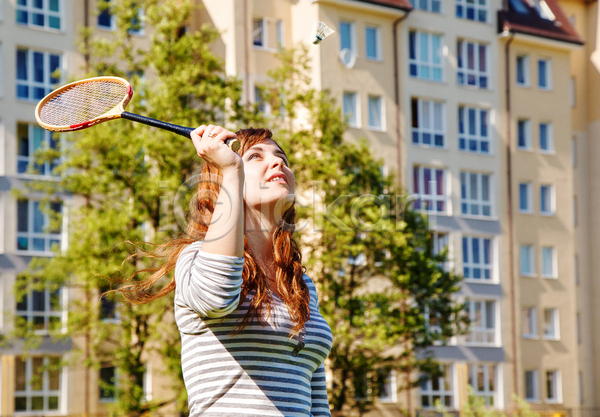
[35,76,241,151]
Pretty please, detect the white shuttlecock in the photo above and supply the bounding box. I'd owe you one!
[313,21,335,44]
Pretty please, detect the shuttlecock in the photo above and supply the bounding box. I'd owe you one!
[313,21,335,44]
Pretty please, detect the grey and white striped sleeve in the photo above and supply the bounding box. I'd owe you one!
[174,241,244,318]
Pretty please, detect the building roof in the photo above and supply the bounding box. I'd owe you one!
[356,0,413,11]
[498,0,584,45]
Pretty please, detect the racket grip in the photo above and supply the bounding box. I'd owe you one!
[121,112,240,151]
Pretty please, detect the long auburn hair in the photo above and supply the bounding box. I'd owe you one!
[115,128,310,335]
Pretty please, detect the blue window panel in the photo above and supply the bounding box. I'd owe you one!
[460,173,467,198]
[479,76,488,89]
[478,10,487,22]
[33,238,46,251]
[17,237,29,251]
[50,55,60,83]
[462,203,468,214]
[436,201,444,212]
[538,60,547,88]
[484,239,491,264]
[468,74,476,86]
[484,269,490,279]
[457,42,463,69]
[33,52,44,82]
[18,0,27,5]
[418,0,427,9]
[434,134,444,147]
[432,68,443,81]
[409,32,416,60]
[470,204,479,215]
[33,202,44,233]
[468,109,476,135]
[366,27,378,59]
[480,110,488,137]
[422,133,431,145]
[457,72,465,85]
[49,16,60,29]
[17,85,29,98]
[33,0,43,8]
[518,122,526,147]
[464,267,470,278]
[519,184,528,210]
[33,13,44,26]
[473,268,481,279]
[340,22,352,51]
[420,65,430,79]
[432,1,441,13]
[462,237,469,262]
[458,108,464,133]
[509,0,529,14]
[466,7,475,20]
[419,32,429,62]
[472,238,480,263]
[17,50,28,80]
[18,160,28,174]
[456,5,463,17]
[459,137,466,150]
[410,64,418,77]
[482,206,491,216]
[34,87,46,99]
[481,141,489,153]
[431,35,441,65]
[468,139,477,152]
[17,10,28,23]
[412,131,419,144]
[49,0,60,11]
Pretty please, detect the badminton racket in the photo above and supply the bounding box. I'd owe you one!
[35,76,241,151]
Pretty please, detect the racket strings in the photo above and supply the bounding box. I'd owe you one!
[38,80,129,127]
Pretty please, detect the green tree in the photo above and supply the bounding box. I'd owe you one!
[260,46,468,415]
[15,1,250,415]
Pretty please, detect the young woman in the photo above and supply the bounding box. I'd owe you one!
[121,125,332,416]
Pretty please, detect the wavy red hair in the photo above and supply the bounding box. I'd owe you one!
[114,128,310,335]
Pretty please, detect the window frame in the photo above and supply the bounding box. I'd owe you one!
[543,308,560,340]
[253,17,284,52]
[465,299,498,345]
[538,58,553,90]
[539,122,554,153]
[456,0,488,22]
[458,106,491,154]
[339,20,357,57]
[546,370,562,403]
[467,363,498,406]
[15,356,63,414]
[517,119,532,150]
[343,91,360,128]
[519,182,533,214]
[412,166,450,214]
[16,199,62,255]
[411,98,446,148]
[378,368,398,403]
[462,236,494,282]
[457,39,489,89]
[516,54,530,87]
[367,94,385,131]
[539,184,555,216]
[525,369,539,402]
[460,171,493,218]
[16,287,63,335]
[17,122,60,178]
[522,306,537,338]
[99,364,117,403]
[420,364,454,408]
[409,30,444,82]
[365,25,382,61]
[410,0,442,13]
[16,48,62,102]
[16,0,62,31]
[520,245,536,277]
[541,246,557,278]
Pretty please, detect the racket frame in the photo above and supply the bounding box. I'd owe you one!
[35,76,133,132]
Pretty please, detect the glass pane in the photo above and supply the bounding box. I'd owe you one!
[433,103,443,131]
[17,50,28,80]
[477,365,485,391]
[486,301,495,328]
[16,358,27,390]
[472,238,480,264]
[479,44,487,72]
[412,99,419,128]
[422,100,431,129]
[32,396,44,410]
[33,0,42,8]
[33,202,44,232]
[49,396,59,409]
[463,237,469,263]
[470,173,478,200]
[461,172,467,199]
[467,42,475,69]
[457,40,463,68]
[31,357,44,391]
[340,22,351,51]
[18,200,29,232]
[49,16,60,29]
[483,239,491,265]
[32,290,45,312]
[436,170,444,196]
[17,10,28,24]
[458,107,464,134]
[33,238,46,252]
[480,110,488,137]
[482,175,490,201]
[409,31,416,60]
[49,358,60,390]
[366,27,377,59]
[49,55,60,83]
[33,52,44,82]
[419,32,429,62]
[15,397,27,411]
[432,35,441,65]
[49,0,60,11]
[468,108,476,135]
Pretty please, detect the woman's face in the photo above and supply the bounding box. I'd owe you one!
[242,139,295,215]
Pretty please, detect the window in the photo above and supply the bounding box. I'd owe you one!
[525,370,539,401]
[516,55,530,86]
[543,308,559,339]
[410,0,441,13]
[458,106,490,153]
[16,0,61,30]
[378,368,397,403]
[368,96,384,130]
[465,299,496,344]
[253,17,283,50]
[539,122,553,152]
[456,0,488,22]
[17,199,62,253]
[540,185,554,215]
[517,119,531,150]
[457,40,488,89]
[365,26,381,61]
[579,372,584,404]
[411,98,445,147]
[575,254,579,285]
[546,370,561,402]
[16,287,62,333]
[462,237,493,281]
[339,21,356,55]
[520,245,535,276]
[100,365,117,401]
[409,30,443,82]
[15,356,62,412]
[468,364,497,406]
[97,0,114,29]
[577,313,581,344]
[433,232,450,270]
[572,137,577,167]
[570,77,576,107]
[519,182,532,213]
[460,172,492,217]
[522,307,537,337]
[254,85,270,115]
[17,123,59,176]
[574,196,578,226]
[538,59,552,89]
[413,166,448,213]
[343,92,359,128]
[16,49,61,101]
[420,364,453,408]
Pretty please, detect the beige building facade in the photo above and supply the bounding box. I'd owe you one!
[1,0,599,415]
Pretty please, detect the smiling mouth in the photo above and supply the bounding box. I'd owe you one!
[267,175,287,184]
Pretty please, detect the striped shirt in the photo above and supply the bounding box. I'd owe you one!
[174,241,333,416]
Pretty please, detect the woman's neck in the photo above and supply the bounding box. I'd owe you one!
[245,207,277,270]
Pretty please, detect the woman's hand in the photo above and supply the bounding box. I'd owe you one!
[191,125,242,177]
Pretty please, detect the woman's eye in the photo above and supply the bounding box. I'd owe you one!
[247,153,260,160]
